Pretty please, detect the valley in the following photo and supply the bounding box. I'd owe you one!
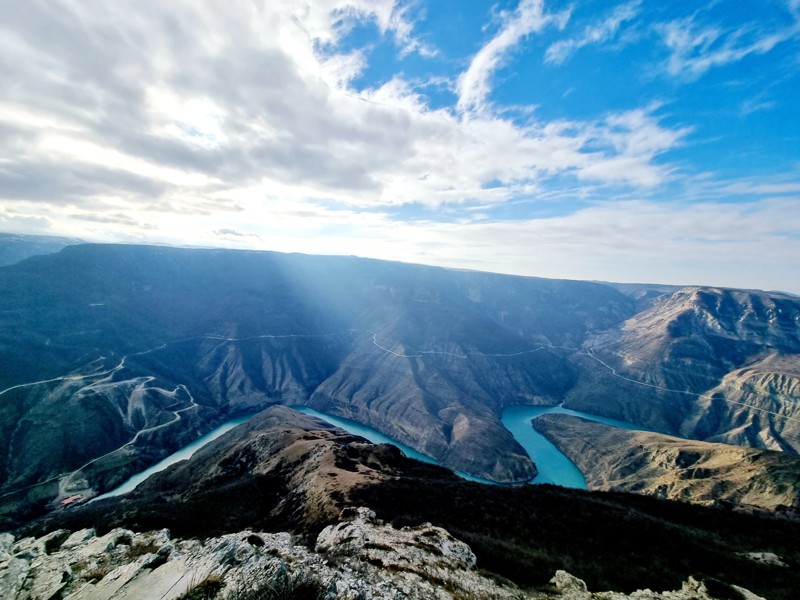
[1,243,799,530]
[14,404,800,599]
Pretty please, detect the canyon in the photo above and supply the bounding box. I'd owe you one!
[1,241,799,529]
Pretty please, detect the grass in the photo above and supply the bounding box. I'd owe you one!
[227,567,327,600]
[351,478,800,599]
[177,575,224,600]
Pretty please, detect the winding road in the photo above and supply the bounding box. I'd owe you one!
[2,326,798,502]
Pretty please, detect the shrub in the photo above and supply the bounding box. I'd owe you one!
[228,567,326,600]
[177,575,224,600]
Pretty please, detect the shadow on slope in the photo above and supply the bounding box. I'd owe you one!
[16,406,800,600]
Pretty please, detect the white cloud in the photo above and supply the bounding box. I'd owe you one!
[719,180,800,196]
[4,1,793,292]
[0,0,685,223]
[657,13,800,79]
[546,0,641,65]
[456,0,569,114]
[739,95,777,116]
[391,197,800,292]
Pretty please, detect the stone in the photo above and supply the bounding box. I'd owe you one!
[0,557,30,599]
[551,570,591,600]
[0,514,769,600]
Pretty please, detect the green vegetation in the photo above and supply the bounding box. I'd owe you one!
[227,567,327,600]
[177,575,224,600]
[352,479,800,599]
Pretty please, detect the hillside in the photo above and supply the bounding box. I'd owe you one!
[1,243,799,526]
[566,287,800,450]
[0,232,82,267]
[533,414,800,513]
[15,405,800,599]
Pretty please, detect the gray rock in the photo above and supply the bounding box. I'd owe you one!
[551,570,591,600]
[0,513,767,600]
[0,558,29,599]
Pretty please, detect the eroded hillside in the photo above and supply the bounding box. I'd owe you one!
[1,244,799,525]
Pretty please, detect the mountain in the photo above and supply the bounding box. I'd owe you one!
[11,405,800,599]
[1,242,799,527]
[0,243,634,503]
[566,287,800,451]
[0,232,82,266]
[533,414,800,513]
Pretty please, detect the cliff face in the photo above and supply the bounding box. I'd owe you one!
[567,287,800,450]
[10,405,800,599]
[1,514,763,600]
[533,414,800,513]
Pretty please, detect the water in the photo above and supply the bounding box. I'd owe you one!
[501,405,651,489]
[93,415,251,501]
[295,407,494,484]
[98,404,646,498]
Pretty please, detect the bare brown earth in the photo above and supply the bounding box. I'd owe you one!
[567,287,800,452]
[3,245,800,525]
[20,405,800,598]
[533,413,800,513]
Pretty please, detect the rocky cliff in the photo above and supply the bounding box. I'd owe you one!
[566,287,800,450]
[533,414,800,513]
[2,244,800,527]
[2,510,767,600]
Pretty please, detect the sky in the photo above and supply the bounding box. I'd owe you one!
[1,0,799,293]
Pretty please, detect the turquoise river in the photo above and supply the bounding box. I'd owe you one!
[99,404,649,498]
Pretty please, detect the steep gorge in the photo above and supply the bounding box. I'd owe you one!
[533,413,800,513]
[1,243,799,521]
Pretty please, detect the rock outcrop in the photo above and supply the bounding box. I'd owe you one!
[568,287,800,450]
[1,511,520,600]
[3,244,800,532]
[533,414,800,513]
[539,570,764,600]
[0,513,766,600]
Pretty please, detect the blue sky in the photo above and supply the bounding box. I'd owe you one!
[0,0,799,292]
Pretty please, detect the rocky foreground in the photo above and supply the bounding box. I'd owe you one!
[11,405,800,599]
[0,507,767,600]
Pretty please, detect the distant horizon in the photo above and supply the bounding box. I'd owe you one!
[4,229,798,296]
[1,2,798,295]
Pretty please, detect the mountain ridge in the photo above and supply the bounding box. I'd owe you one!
[13,404,800,599]
[533,413,800,513]
[1,242,798,527]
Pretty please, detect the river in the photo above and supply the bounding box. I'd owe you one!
[92,415,251,502]
[501,405,652,489]
[98,404,647,498]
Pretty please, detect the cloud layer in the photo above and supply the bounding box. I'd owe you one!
[1,1,798,292]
